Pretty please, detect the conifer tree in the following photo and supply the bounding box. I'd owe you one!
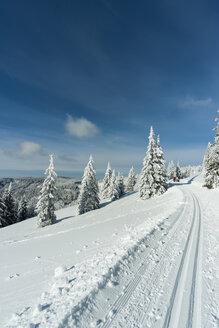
[167,161,175,179]
[140,126,167,199]
[203,142,211,172]
[126,166,136,192]
[155,135,168,195]
[175,161,182,179]
[109,169,119,201]
[77,155,100,215]
[204,111,219,188]
[101,162,112,199]
[0,198,6,228]
[116,172,125,197]
[17,197,28,222]
[1,183,17,227]
[36,155,57,227]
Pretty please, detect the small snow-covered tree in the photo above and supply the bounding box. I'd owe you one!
[17,197,28,222]
[204,111,219,188]
[77,155,100,215]
[36,155,57,227]
[1,183,17,227]
[140,127,167,199]
[175,161,182,179]
[116,172,125,197]
[101,162,112,199]
[167,161,175,180]
[109,169,119,201]
[126,166,136,192]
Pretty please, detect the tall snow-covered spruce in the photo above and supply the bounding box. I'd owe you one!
[139,126,167,199]
[77,155,100,215]
[116,172,125,197]
[204,111,219,188]
[109,169,119,201]
[175,161,182,179]
[1,183,17,227]
[155,135,168,194]
[167,160,175,180]
[0,198,6,228]
[17,197,28,222]
[101,162,112,199]
[126,166,136,192]
[36,155,57,228]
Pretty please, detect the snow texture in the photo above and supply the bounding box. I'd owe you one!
[0,174,218,328]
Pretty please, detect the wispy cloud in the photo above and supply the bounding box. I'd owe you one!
[58,154,77,163]
[66,115,99,138]
[180,95,212,107]
[5,141,46,158]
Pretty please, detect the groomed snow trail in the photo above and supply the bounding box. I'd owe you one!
[68,186,203,328]
[4,181,212,328]
[162,191,202,328]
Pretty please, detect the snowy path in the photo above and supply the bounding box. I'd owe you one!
[2,177,219,328]
[163,191,202,328]
[71,187,204,328]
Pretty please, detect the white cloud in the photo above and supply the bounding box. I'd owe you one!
[66,115,99,138]
[181,95,212,107]
[7,141,45,158]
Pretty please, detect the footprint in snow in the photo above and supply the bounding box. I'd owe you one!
[7,273,20,280]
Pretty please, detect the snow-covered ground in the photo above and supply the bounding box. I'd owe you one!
[0,175,218,327]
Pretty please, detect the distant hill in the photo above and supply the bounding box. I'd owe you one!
[0,177,80,216]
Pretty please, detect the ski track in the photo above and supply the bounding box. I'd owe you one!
[163,191,202,328]
[71,187,203,328]
[5,185,206,328]
[98,199,188,328]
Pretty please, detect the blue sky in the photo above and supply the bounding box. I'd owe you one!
[0,0,219,178]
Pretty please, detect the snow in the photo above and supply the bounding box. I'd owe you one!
[0,175,218,327]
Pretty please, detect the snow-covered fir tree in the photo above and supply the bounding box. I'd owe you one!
[154,135,168,194]
[175,161,182,179]
[1,183,17,227]
[36,155,57,227]
[126,166,136,192]
[0,198,6,228]
[204,111,219,188]
[203,142,212,174]
[17,197,28,222]
[181,165,192,178]
[167,160,175,179]
[101,162,112,199]
[139,126,167,199]
[77,155,100,215]
[109,169,119,201]
[116,172,125,197]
